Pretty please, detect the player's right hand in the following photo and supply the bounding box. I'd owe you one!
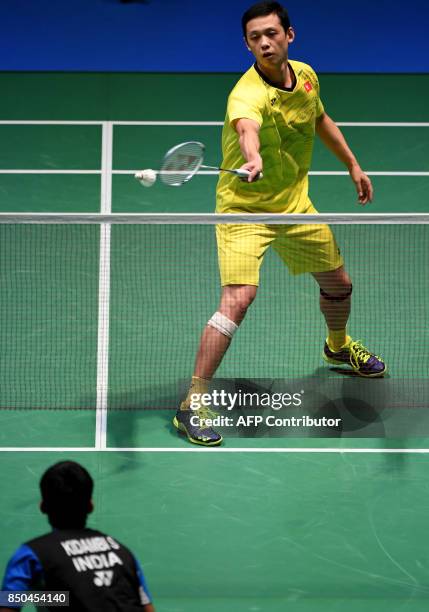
[240,156,263,182]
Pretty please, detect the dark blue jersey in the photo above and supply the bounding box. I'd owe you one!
[2,528,151,611]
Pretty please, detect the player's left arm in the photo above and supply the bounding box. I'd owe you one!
[133,556,155,611]
[316,112,373,205]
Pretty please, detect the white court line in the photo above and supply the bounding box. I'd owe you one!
[0,170,101,174]
[0,120,428,127]
[100,122,113,213]
[0,170,428,177]
[110,121,429,127]
[116,170,429,177]
[94,225,111,451]
[0,447,429,453]
[311,171,429,176]
[337,122,429,127]
[0,121,104,125]
[94,122,113,451]
[113,121,224,126]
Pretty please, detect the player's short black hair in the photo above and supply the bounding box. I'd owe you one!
[40,461,94,529]
[242,2,291,40]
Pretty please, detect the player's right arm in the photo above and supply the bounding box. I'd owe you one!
[0,544,43,611]
[234,118,263,182]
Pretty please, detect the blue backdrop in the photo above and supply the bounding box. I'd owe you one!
[1,0,428,72]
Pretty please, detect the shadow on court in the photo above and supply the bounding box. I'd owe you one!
[101,372,429,467]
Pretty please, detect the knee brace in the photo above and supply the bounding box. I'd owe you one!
[320,284,353,302]
[207,311,238,338]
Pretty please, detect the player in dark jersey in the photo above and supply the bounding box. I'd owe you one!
[0,461,154,612]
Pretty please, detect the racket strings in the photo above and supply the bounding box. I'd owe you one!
[159,141,205,186]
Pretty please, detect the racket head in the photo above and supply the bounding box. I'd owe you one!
[159,141,205,186]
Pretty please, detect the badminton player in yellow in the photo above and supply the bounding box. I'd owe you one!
[173,1,386,446]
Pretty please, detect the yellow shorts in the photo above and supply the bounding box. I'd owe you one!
[216,221,343,286]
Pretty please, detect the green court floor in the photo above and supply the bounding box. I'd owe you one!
[0,121,428,213]
[2,451,429,612]
[0,73,428,214]
[0,73,429,611]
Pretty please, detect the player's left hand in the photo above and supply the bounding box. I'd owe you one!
[349,165,373,205]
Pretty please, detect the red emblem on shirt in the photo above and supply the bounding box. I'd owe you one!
[304,81,312,92]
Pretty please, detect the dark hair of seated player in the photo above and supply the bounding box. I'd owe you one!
[40,460,94,529]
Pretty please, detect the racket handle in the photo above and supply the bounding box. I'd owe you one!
[234,169,264,180]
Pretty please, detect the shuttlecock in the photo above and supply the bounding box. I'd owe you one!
[135,169,157,187]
